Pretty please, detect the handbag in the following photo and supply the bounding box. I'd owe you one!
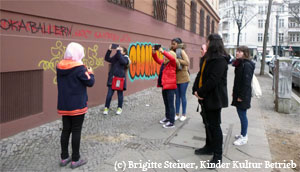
[112,76,124,90]
[251,74,262,98]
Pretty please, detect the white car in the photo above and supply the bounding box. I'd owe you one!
[265,55,274,65]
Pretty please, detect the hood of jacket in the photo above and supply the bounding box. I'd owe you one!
[57,59,84,76]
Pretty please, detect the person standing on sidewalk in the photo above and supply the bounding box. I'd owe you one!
[193,34,229,167]
[57,42,95,169]
[152,46,178,128]
[232,46,255,146]
[171,38,190,122]
[103,45,130,115]
[193,44,207,124]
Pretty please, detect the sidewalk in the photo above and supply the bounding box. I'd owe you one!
[97,66,273,172]
[1,66,277,172]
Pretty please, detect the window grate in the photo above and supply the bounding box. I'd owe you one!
[153,0,167,22]
[211,20,215,33]
[108,0,134,9]
[176,0,185,29]
[0,70,43,123]
[200,9,205,37]
[190,0,197,33]
[206,15,210,36]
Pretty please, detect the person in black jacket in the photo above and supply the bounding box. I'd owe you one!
[192,34,229,168]
[103,45,130,115]
[232,46,255,146]
[57,42,95,169]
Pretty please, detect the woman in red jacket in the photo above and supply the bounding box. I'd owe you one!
[152,46,178,128]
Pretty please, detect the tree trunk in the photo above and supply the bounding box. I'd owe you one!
[260,0,273,75]
[237,29,241,48]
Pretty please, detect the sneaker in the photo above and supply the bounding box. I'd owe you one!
[175,115,180,120]
[179,115,187,121]
[163,122,175,128]
[235,135,242,139]
[116,107,122,115]
[59,157,71,167]
[70,158,88,169]
[159,118,169,124]
[103,107,109,115]
[233,135,248,145]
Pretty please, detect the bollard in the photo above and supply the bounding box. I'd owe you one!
[275,58,292,114]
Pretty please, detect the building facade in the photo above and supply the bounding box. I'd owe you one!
[0,0,219,138]
[219,0,300,57]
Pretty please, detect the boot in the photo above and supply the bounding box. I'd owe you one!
[207,153,222,170]
[194,146,213,155]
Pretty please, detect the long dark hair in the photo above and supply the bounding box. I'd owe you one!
[205,34,227,59]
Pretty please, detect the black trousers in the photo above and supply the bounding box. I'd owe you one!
[203,108,223,155]
[61,114,85,161]
[162,89,176,124]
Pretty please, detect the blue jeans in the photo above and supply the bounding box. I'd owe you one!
[162,89,176,124]
[105,87,123,108]
[236,108,248,137]
[175,82,189,115]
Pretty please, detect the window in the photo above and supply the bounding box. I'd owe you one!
[289,18,300,28]
[289,33,300,42]
[190,0,197,33]
[279,33,284,43]
[258,33,263,42]
[233,33,235,42]
[239,33,242,42]
[265,6,268,14]
[258,19,264,28]
[108,0,134,9]
[279,19,284,28]
[200,9,205,37]
[153,0,167,22]
[177,0,185,29]
[211,20,215,33]
[278,5,284,13]
[238,6,243,15]
[206,15,210,36]
[259,6,264,14]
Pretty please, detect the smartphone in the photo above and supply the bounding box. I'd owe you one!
[154,44,161,50]
[111,44,119,49]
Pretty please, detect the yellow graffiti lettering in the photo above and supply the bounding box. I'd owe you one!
[38,40,104,84]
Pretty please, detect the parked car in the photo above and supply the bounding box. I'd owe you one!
[292,60,300,88]
[268,57,276,75]
[265,55,274,65]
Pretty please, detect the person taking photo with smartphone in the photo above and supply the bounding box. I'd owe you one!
[103,44,130,115]
[152,45,179,128]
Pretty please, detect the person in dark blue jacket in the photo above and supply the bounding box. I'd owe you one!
[103,45,130,115]
[57,42,95,169]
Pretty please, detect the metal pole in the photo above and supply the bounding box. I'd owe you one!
[275,13,279,60]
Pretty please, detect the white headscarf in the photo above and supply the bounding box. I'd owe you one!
[64,42,85,64]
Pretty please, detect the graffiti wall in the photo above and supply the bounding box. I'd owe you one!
[128,42,163,82]
[0,1,204,138]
